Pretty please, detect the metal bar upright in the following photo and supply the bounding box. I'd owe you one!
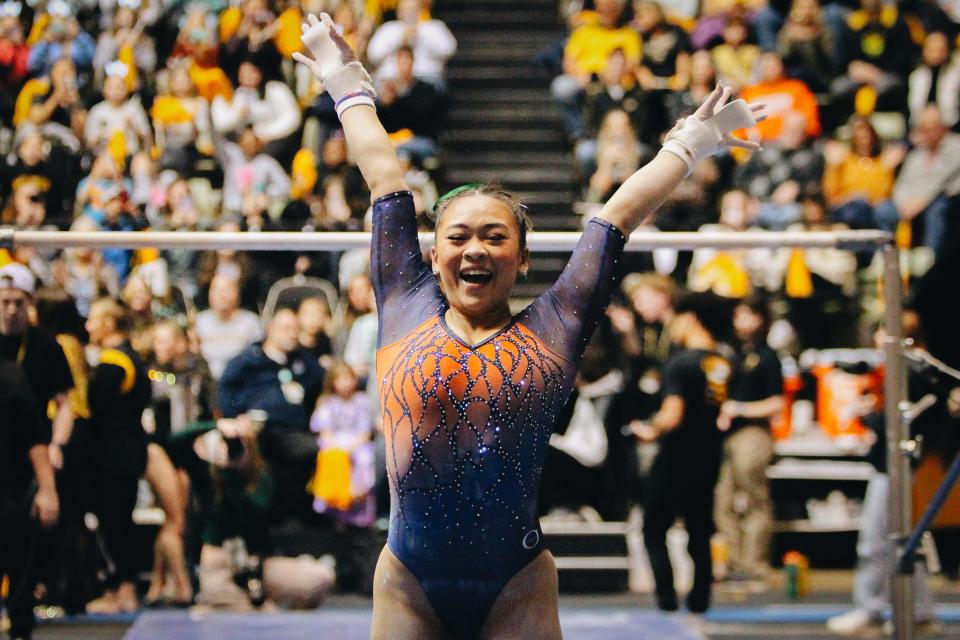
[882,245,912,640]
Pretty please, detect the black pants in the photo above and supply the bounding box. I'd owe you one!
[643,448,721,613]
[92,472,141,587]
[62,432,143,589]
[1,485,40,639]
[259,430,319,521]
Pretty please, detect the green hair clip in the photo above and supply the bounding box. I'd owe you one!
[433,183,489,213]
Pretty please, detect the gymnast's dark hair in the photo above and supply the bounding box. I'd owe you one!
[429,183,532,252]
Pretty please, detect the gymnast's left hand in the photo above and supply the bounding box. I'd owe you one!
[661,83,765,175]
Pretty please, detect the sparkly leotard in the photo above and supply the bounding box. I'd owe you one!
[373,191,625,639]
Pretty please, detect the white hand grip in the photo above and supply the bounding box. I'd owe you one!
[706,99,756,136]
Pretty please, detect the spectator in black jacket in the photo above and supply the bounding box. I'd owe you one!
[830,0,915,124]
[377,46,445,166]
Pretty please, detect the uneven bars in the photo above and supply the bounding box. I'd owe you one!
[1,228,892,252]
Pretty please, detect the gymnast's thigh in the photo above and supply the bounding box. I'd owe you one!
[478,550,562,640]
[370,545,450,640]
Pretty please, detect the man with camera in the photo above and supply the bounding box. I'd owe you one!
[220,307,325,520]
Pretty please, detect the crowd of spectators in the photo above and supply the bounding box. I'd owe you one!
[550,0,960,350]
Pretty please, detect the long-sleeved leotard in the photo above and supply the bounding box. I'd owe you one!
[373,191,625,639]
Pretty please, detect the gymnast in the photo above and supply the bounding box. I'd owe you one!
[293,13,762,640]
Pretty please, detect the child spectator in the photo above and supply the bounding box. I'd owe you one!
[308,361,376,528]
[552,0,640,140]
[26,5,95,78]
[580,48,653,170]
[84,71,153,158]
[211,125,291,216]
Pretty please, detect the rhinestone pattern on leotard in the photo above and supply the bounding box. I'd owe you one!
[379,316,570,564]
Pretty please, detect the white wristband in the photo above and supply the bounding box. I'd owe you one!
[323,61,378,119]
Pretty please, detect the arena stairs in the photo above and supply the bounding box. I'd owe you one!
[437,0,582,299]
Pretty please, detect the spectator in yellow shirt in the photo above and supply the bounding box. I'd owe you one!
[823,115,904,232]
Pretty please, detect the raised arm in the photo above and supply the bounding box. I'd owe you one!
[293,13,406,199]
[295,13,436,344]
[597,85,763,236]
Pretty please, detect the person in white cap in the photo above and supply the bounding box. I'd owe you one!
[0,262,64,639]
[0,263,75,471]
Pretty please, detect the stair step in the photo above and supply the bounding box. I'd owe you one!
[449,49,541,65]
[448,77,551,91]
[450,88,555,105]
[444,11,560,30]
[446,65,554,82]
[449,151,571,169]
[443,130,568,153]
[455,32,560,49]
[447,110,561,127]
[447,66,552,82]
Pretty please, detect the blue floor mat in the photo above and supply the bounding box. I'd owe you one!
[123,608,706,640]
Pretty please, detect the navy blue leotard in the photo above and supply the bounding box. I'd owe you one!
[373,191,624,639]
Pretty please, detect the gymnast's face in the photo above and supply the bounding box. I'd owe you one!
[431,195,529,321]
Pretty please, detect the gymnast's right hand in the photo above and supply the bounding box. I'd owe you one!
[293,13,376,118]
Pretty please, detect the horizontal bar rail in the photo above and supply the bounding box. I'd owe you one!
[1,228,892,252]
